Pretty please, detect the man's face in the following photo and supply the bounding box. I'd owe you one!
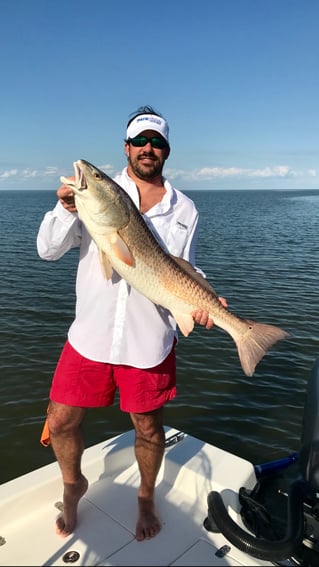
[125,129,170,181]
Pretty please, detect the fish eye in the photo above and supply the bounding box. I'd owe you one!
[94,172,101,179]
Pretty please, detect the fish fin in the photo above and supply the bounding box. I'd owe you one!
[99,250,113,279]
[233,320,290,377]
[172,256,217,294]
[172,311,195,337]
[110,233,135,267]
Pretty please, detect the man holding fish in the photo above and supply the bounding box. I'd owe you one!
[37,105,228,541]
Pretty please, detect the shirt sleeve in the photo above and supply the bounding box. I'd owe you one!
[36,201,82,261]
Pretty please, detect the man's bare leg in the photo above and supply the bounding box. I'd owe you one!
[130,409,165,541]
[48,401,88,537]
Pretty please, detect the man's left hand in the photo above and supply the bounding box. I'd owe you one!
[192,297,228,330]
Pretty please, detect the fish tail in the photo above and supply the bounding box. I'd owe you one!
[234,320,290,377]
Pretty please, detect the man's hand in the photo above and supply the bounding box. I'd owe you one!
[57,176,77,212]
[192,297,228,330]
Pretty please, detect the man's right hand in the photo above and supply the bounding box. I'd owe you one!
[57,177,77,212]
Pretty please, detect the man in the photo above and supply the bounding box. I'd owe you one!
[37,105,225,541]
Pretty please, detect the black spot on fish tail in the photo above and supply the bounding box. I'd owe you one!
[235,320,290,377]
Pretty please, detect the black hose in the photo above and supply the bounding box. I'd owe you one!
[205,478,313,562]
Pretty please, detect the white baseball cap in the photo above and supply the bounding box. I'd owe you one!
[126,113,169,144]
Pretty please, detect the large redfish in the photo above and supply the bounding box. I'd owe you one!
[61,160,289,377]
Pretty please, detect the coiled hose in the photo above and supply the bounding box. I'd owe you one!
[205,478,314,561]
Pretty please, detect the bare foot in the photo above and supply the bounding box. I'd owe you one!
[135,496,161,541]
[56,475,88,537]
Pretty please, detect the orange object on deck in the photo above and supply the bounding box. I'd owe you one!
[40,417,50,446]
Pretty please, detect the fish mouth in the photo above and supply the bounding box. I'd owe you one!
[73,160,88,191]
[60,160,87,192]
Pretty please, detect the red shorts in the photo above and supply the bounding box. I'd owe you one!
[49,340,177,413]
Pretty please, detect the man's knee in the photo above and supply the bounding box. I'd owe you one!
[48,402,85,435]
[131,409,164,442]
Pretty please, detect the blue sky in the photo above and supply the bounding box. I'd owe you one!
[1,0,318,190]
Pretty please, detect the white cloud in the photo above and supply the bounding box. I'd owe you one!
[99,164,115,175]
[44,166,59,176]
[166,165,316,181]
[0,162,317,188]
[22,169,38,178]
[0,168,18,178]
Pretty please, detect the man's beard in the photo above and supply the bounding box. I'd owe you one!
[129,154,163,180]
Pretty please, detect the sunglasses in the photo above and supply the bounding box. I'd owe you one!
[127,136,168,149]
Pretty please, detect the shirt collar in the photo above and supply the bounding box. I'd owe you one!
[119,168,174,216]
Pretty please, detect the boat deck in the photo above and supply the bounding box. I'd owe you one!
[0,428,271,566]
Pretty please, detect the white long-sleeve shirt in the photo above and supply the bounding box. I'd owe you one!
[37,167,201,368]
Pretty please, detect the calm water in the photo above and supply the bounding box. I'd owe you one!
[1,188,319,485]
